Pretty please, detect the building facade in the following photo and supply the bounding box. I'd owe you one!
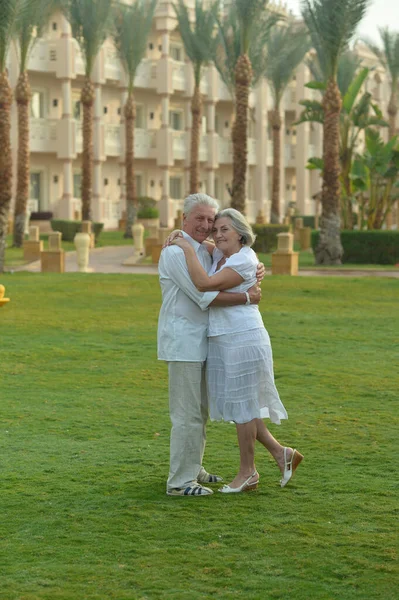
[7,1,392,229]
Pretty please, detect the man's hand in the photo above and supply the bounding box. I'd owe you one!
[247,283,262,305]
[256,262,266,283]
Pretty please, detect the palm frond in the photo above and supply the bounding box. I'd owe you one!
[173,0,219,85]
[0,0,20,70]
[15,0,56,72]
[302,0,370,78]
[65,0,113,77]
[234,0,268,53]
[111,0,157,90]
[365,27,399,88]
[337,50,364,98]
[264,23,310,107]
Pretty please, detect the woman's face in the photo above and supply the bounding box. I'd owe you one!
[212,217,241,256]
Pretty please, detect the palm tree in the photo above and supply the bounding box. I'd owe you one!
[364,28,399,140]
[112,0,157,238]
[173,0,219,195]
[63,0,112,222]
[302,0,370,265]
[214,0,278,212]
[264,23,310,223]
[0,0,19,273]
[13,0,55,247]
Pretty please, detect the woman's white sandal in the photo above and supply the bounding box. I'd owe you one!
[219,471,259,494]
[280,448,303,488]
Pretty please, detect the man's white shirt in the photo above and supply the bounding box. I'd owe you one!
[157,232,218,362]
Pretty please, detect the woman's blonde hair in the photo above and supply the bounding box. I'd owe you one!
[215,208,256,247]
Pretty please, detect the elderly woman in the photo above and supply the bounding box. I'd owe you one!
[171,208,303,493]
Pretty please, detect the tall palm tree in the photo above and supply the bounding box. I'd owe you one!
[112,0,157,238]
[264,23,310,223]
[364,28,399,139]
[214,0,278,212]
[63,0,112,222]
[302,0,370,265]
[0,0,19,273]
[173,0,219,195]
[13,0,55,247]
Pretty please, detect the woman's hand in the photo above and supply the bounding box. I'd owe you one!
[162,229,183,248]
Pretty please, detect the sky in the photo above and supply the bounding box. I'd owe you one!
[283,0,398,44]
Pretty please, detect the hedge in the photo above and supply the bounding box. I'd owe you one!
[50,220,104,242]
[311,230,399,264]
[291,215,316,229]
[137,206,159,219]
[252,224,290,254]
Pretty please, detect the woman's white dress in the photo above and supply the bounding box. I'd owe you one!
[206,246,288,425]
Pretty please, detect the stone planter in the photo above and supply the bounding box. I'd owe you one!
[137,217,160,229]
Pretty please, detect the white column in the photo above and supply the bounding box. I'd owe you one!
[58,16,74,220]
[92,82,103,222]
[160,167,171,227]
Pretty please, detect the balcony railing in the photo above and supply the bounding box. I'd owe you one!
[28,39,57,73]
[30,118,58,152]
[172,61,186,92]
[104,46,121,81]
[134,59,157,89]
[105,124,121,156]
[172,131,186,160]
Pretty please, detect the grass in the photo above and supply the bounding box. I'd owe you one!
[0,273,398,599]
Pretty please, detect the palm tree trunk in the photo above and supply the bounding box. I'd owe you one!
[13,72,32,247]
[124,91,136,238]
[190,83,202,194]
[0,72,13,273]
[270,108,281,224]
[387,91,397,140]
[81,77,95,222]
[316,78,343,265]
[231,54,252,214]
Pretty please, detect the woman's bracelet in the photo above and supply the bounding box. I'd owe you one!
[244,292,251,305]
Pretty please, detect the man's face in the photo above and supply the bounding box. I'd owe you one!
[182,205,216,243]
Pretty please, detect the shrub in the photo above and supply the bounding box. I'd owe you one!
[51,220,104,242]
[137,206,159,219]
[30,211,53,221]
[311,230,399,264]
[252,224,290,253]
[137,196,157,210]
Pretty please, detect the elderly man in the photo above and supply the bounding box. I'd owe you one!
[158,193,263,497]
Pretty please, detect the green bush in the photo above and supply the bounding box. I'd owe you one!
[311,230,399,264]
[291,215,316,229]
[137,206,159,219]
[252,224,290,253]
[137,196,157,209]
[51,220,104,242]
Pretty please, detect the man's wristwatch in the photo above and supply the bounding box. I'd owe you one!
[244,292,251,305]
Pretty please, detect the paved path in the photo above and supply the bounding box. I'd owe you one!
[12,245,399,278]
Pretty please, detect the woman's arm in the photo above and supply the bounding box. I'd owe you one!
[172,239,243,291]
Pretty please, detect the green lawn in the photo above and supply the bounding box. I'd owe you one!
[0,274,398,599]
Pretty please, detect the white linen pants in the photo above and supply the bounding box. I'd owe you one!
[167,361,208,490]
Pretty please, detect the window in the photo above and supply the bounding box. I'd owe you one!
[135,174,143,197]
[73,100,81,120]
[73,173,81,198]
[30,173,42,209]
[169,177,182,200]
[170,45,182,61]
[31,91,44,119]
[136,105,145,129]
[169,110,183,131]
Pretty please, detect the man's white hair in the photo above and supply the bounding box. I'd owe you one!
[183,193,220,216]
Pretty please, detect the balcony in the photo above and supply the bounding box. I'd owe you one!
[308,144,317,159]
[285,143,296,164]
[105,124,121,156]
[134,59,157,89]
[218,80,231,102]
[104,46,121,81]
[248,138,257,165]
[30,118,58,153]
[172,131,186,160]
[28,39,57,73]
[218,136,232,164]
[172,61,186,92]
